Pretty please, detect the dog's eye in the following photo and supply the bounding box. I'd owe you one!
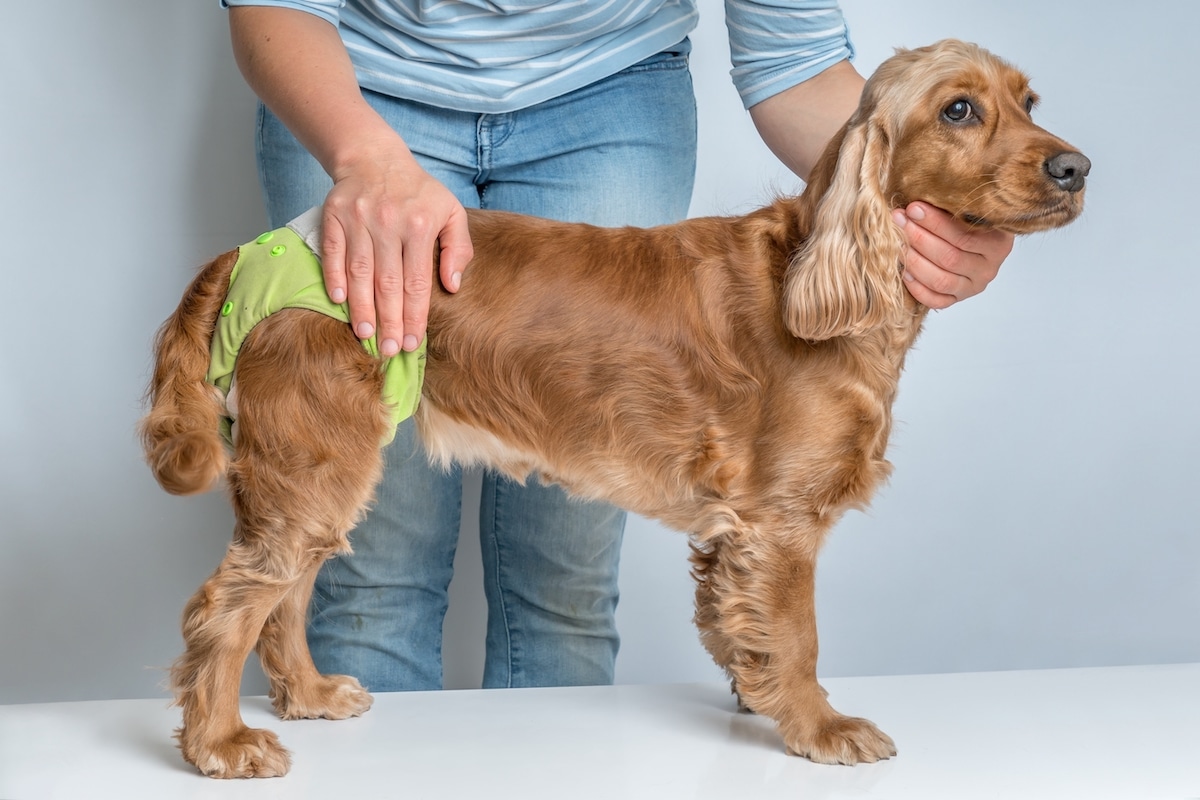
[942,99,975,123]
[1024,95,1036,114]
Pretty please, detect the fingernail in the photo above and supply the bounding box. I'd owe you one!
[381,338,399,357]
[903,270,915,283]
[892,209,908,227]
[451,272,462,291]
[907,203,926,221]
[330,287,346,304]
[356,322,374,338]
[402,334,419,352]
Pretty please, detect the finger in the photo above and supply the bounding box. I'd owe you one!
[437,208,474,293]
[904,202,977,252]
[908,201,1013,270]
[319,209,349,305]
[902,252,960,310]
[900,206,971,280]
[372,222,405,357]
[342,214,378,341]
[400,214,437,352]
[895,208,975,300]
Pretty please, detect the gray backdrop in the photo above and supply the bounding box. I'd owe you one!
[2,0,1196,703]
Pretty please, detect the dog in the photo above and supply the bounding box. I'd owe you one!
[141,39,1088,778]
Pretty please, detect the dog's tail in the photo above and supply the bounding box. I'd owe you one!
[139,250,239,495]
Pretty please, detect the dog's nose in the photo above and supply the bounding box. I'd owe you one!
[1045,151,1091,193]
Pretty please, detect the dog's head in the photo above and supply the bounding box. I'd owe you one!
[868,38,1089,233]
[785,39,1089,342]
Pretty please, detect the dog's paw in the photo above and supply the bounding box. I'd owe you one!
[275,674,373,721]
[180,725,291,779]
[784,714,896,765]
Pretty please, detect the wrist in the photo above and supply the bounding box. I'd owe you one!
[319,114,415,183]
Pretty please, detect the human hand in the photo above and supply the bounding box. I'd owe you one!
[892,202,1015,309]
[320,144,474,356]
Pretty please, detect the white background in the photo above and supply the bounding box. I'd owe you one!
[1,0,1196,703]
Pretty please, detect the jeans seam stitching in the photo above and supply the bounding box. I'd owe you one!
[484,477,516,688]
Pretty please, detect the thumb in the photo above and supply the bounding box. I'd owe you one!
[437,209,474,293]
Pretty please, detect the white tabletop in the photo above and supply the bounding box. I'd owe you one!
[2,664,1197,799]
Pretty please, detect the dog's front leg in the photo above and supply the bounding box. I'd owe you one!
[700,531,896,765]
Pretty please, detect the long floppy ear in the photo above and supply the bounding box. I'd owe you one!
[782,114,909,342]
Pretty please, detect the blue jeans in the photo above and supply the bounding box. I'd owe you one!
[254,45,697,690]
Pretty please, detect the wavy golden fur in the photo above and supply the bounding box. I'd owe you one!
[141,39,1088,778]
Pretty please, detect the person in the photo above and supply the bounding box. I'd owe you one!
[221,0,1014,692]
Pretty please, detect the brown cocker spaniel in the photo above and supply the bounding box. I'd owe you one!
[141,39,1088,778]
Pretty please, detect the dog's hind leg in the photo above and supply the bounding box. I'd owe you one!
[171,534,307,778]
[255,559,373,722]
[171,310,389,778]
[173,506,376,778]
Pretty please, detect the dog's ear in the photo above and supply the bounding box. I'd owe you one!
[782,114,908,342]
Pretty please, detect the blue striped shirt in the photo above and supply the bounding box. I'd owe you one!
[222,0,852,113]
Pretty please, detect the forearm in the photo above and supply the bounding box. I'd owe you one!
[228,6,414,180]
[747,60,864,182]
[228,5,471,355]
